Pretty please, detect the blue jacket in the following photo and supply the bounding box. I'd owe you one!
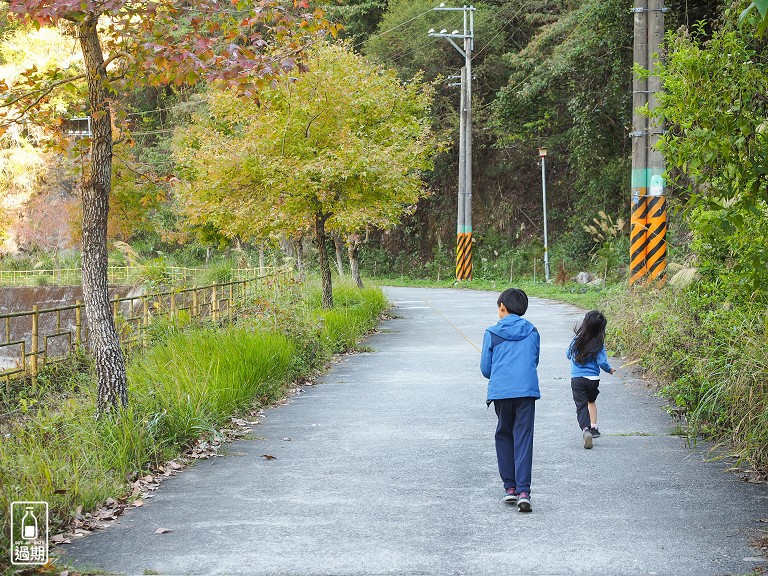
[567,337,613,377]
[480,314,540,400]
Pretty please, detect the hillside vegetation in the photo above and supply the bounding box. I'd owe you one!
[2,0,768,468]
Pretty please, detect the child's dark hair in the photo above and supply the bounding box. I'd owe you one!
[572,310,607,364]
[497,288,528,316]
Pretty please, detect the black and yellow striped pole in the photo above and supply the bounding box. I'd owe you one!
[630,173,667,286]
[630,190,648,285]
[456,228,472,280]
[645,175,667,285]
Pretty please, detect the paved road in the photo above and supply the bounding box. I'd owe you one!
[64,287,767,575]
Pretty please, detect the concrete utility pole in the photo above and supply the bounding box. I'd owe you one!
[630,0,667,286]
[429,4,475,281]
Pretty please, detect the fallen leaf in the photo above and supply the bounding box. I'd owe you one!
[104,497,116,507]
[132,499,144,507]
[261,454,277,460]
[51,535,71,544]
[154,528,172,534]
[283,437,291,441]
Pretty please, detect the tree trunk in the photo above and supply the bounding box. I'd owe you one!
[348,234,363,288]
[79,16,128,416]
[314,213,333,309]
[294,237,305,282]
[332,233,345,276]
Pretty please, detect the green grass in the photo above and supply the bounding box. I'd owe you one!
[375,275,619,311]
[0,280,388,571]
[606,286,768,469]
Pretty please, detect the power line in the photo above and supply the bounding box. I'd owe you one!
[503,2,603,96]
[130,128,175,136]
[351,7,435,52]
[125,99,206,118]
[472,1,532,61]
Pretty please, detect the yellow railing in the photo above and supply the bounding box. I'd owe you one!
[0,268,293,389]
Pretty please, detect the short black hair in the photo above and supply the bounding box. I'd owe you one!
[497,288,528,316]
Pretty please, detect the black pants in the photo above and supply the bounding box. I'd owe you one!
[571,377,600,431]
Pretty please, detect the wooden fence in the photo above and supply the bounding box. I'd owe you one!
[0,268,293,389]
[0,266,269,287]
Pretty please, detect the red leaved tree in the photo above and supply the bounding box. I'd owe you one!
[0,0,335,416]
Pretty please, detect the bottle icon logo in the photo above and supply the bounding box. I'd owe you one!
[21,507,38,540]
[10,501,48,566]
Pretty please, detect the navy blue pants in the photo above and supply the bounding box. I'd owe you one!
[493,397,536,495]
[571,377,600,431]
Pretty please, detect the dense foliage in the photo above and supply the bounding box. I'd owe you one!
[657,6,768,301]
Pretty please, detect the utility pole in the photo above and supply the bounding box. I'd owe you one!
[429,4,475,281]
[629,0,667,286]
[629,0,648,286]
[645,0,668,286]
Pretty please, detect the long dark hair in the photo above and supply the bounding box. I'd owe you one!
[572,310,607,364]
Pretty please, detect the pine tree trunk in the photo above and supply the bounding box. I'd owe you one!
[348,234,363,288]
[332,234,345,276]
[79,16,128,416]
[314,213,333,309]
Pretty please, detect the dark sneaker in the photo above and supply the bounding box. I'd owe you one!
[503,488,518,503]
[583,428,593,449]
[517,492,532,512]
[589,427,601,438]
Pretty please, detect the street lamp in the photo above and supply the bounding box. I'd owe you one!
[538,146,550,283]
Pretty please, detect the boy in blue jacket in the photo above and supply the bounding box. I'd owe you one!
[480,288,540,512]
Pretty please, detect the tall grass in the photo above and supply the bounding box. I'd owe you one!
[606,287,768,467]
[128,329,297,447]
[0,280,388,568]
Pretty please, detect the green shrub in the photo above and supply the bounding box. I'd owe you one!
[606,285,768,467]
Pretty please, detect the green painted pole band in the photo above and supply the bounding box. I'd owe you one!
[631,168,650,189]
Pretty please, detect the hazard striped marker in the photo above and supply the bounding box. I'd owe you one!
[630,195,648,286]
[456,232,473,280]
[645,195,668,286]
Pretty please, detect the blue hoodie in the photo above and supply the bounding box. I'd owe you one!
[566,337,613,377]
[480,314,541,400]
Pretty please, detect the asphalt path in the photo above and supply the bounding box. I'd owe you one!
[64,286,767,576]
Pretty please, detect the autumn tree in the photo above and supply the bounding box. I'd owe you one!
[174,42,436,308]
[0,0,333,415]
